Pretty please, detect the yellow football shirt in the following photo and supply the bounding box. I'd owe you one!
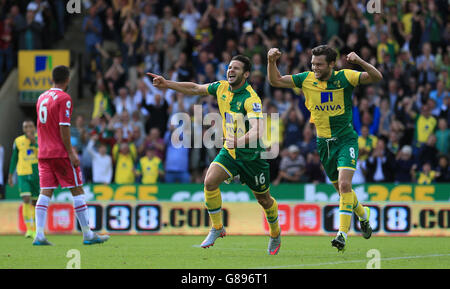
[292,69,361,138]
[207,80,265,160]
[136,156,163,184]
[113,143,137,184]
[9,135,38,176]
[415,114,437,145]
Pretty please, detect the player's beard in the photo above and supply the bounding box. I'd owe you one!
[228,73,243,87]
[315,67,332,81]
[314,70,324,80]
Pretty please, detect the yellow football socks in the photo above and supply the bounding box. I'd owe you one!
[204,187,223,230]
[352,190,367,220]
[23,203,35,232]
[22,203,30,230]
[339,192,354,234]
[263,197,280,238]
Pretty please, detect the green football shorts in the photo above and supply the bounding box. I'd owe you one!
[18,171,40,199]
[212,148,270,193]
[317,131,359,183]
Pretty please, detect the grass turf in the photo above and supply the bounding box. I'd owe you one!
[0,235,449,269]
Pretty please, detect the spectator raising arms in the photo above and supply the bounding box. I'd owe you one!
[87,134,113,184]
[365,138,395,183]
[112,141,137,184]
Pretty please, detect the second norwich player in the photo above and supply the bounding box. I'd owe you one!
[147,55,282,255]
[8,119,40,239]
[267,45,383,252]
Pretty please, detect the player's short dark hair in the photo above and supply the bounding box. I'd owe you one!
[231,55,252,73]
[438,154,448,162]
[52,65,70,84]
[23,118,35,125]
[312,45,337,64]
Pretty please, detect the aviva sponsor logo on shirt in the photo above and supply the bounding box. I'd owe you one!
[314,92,342,112]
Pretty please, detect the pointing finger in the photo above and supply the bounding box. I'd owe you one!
[146,72,159,78]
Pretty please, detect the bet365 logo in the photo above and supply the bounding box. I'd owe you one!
[66,0,81,14]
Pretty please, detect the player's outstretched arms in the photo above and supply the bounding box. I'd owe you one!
[146,72,210,96]
[346,52,383,85]
[267,48,296,89]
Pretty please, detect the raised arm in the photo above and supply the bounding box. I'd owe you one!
[346,52,383,85]
[267,48,296,88]
[146,72,210,96]
[86,135,98,158]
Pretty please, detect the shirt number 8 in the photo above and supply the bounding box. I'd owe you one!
[349,147,356,159]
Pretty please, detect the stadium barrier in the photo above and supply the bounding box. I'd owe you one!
[5,183,450,202]
[3,183,448,235]
[0,201,449,236]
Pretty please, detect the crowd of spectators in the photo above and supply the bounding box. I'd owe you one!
[3,0,450,186]
[0,0,69,84]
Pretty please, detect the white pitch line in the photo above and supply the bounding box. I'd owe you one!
[254,253,450,269]
[193,245,327,254]
[192,244,450,268]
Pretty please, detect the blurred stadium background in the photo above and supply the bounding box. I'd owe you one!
[0,0,449,250]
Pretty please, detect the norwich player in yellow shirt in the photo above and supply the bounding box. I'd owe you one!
[8,120,39,238]
[267,45,383,252]
[147,55,281,255]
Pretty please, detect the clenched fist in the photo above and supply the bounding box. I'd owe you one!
[267,48,282,63]
[346,52,363,65]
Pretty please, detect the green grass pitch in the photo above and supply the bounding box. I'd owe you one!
[0,235,449,269]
